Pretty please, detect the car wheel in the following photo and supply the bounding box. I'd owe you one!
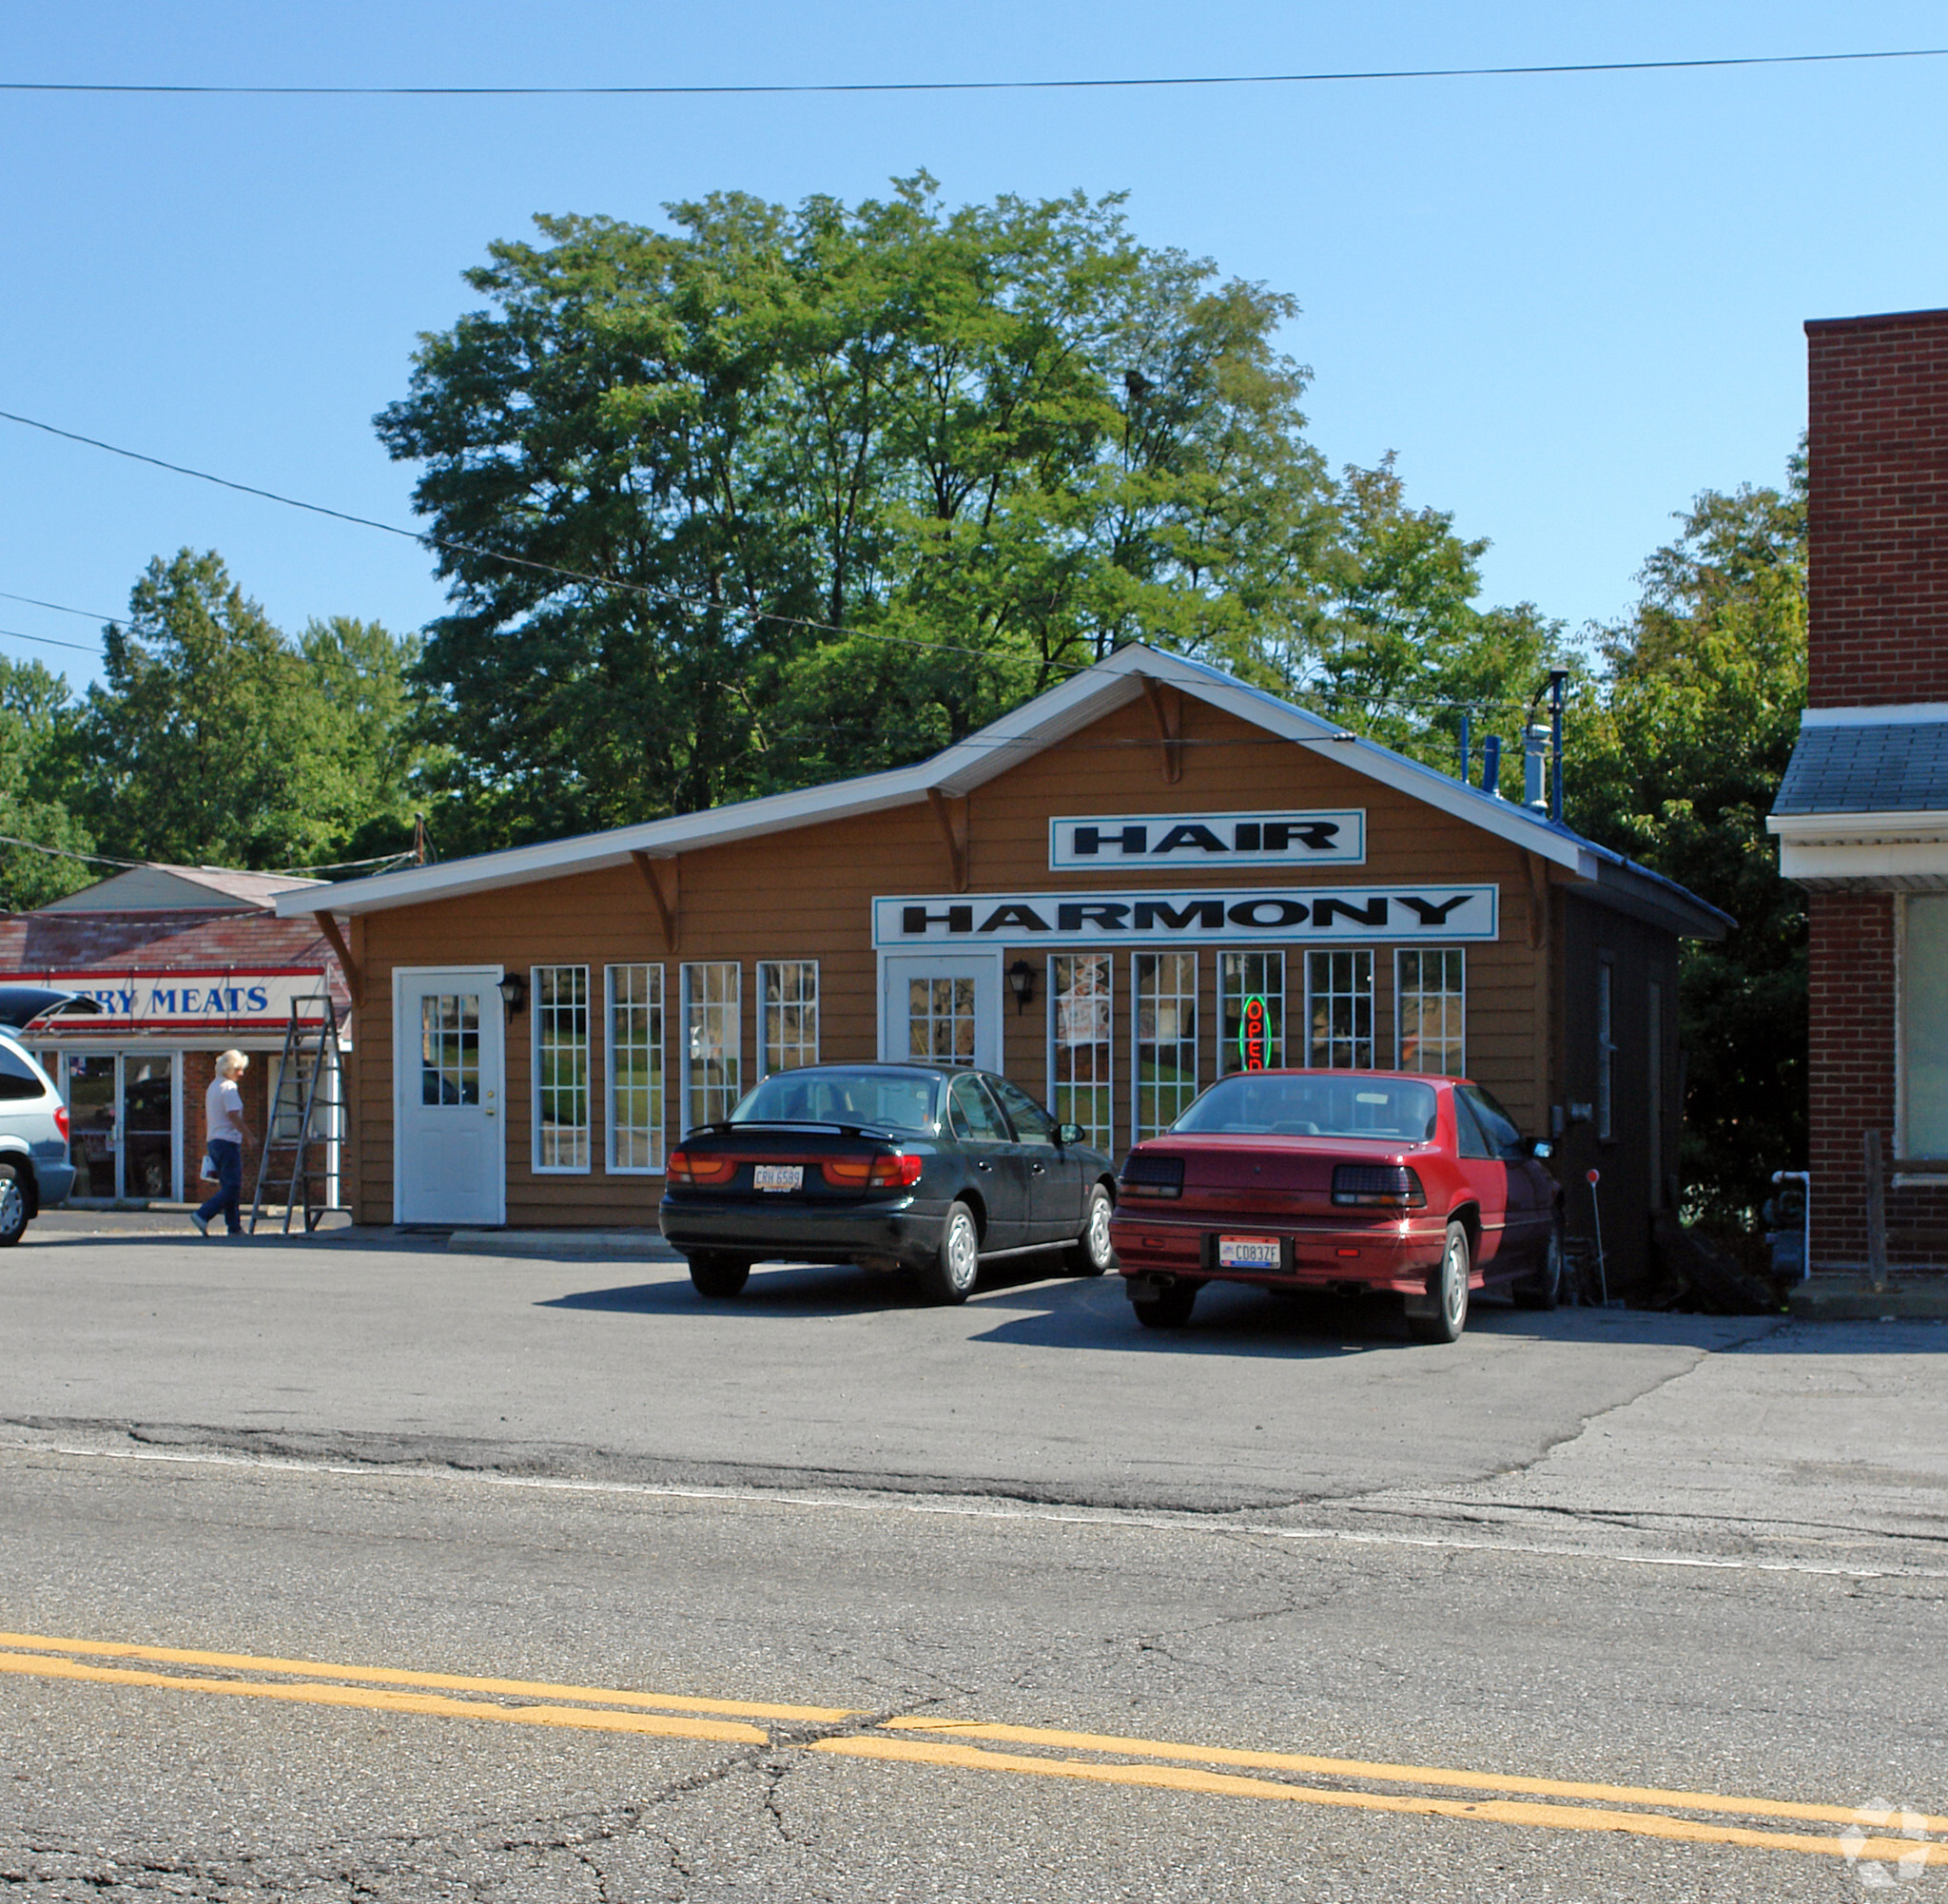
[1133,1278,1199,1330]
[1063,1184,1115,1275]
[687,1253,750,1299]
[915,1200,981,1306]
[1408,1221,1471,1343]
[0,1162,28,1247]
[1514,1215,1564,1311]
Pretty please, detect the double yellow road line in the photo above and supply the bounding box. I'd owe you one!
[2,1631,1941,1868]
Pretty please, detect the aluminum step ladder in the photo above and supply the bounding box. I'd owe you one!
[247,995,346,1234]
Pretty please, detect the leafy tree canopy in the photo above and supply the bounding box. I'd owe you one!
[0,657,98,910]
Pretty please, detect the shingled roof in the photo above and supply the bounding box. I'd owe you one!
[1773,718,1948,817]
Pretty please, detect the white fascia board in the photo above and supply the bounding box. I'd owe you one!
[1767,810,1948,844]
[1778,837,1948,886]
[1801,703,1948,729]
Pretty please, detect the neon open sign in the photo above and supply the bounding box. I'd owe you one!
[1238,995,1269,1071]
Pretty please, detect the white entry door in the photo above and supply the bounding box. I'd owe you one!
[879,953,1002,1072]
[395,967,505,1226]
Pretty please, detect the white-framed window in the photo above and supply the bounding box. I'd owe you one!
[532,964,591,1172]
[1050,952,1115,1153]
[1218,951,1284,1076]
[1596,958,1616,1142]
[1134,951,1198,1140]
[758,961,820,1077]
[681,962,742,1134]
[1902,896,1948,1156]
[1307,948,1373,1069]
[606,963,664,1174]
[1396,948,1466,1077]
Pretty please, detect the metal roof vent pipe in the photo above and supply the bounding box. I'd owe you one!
[1524,724,1550,809]
[1480,734,1502,798]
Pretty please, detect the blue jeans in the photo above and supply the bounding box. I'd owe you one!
[197,1137,243,1234]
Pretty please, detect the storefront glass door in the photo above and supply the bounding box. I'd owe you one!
[124,1056,175,1198]
[67,1055,119,1198]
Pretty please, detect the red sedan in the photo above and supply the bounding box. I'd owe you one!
[1109,1069,1564,1342]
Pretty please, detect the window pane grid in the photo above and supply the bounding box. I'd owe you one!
[1219,951,1284,1076]
[1396,948,1466,1076]
[1134,952,1198,1139]
[533,964,590,1171]
[607,963,664,1173]
[1307,950,1373,1070]
[759,961,820,1077]
[682,962,742,1133]
[1051,953,1115,1152]
[908,975,979,1066]
[420,993,480,1106]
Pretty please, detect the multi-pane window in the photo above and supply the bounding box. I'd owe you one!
[1134,952,1198,1139]
[1396,948,1466,1076]
[1596,960,1616,1142]
[1219,952,1284,1076]
[607,963,664,1173]
[1307,949,1373,1069]
[533,964,591,1171]
[759,961,820,1077]
[1050,953,1114,1152]
[681,962,742,1134]
[907,975,979,1066]
[420,994,480,1105]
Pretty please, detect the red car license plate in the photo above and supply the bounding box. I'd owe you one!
[753,1165,803,1192]
[1218,1234,1281,1269]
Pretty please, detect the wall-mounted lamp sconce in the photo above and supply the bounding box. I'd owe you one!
[497,970,529,1015]
[1006,960,1037,1015]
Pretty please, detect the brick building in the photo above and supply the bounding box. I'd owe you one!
[1769,307,1948,1273]
[0,865,352,1206]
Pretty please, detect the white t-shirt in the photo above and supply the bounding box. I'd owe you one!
[205,1075,244,1144]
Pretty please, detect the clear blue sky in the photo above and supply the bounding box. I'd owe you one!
[3,1,1942,689]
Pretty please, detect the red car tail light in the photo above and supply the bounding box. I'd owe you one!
[54,1105,70,1145]
[1120,1152,1184,1199]
[821,1152,924,1190]
[667,1150,735,1186]
[1331,1164,1426,1209]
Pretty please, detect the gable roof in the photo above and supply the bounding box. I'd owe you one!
[36,865,325,914]
[276,644,1729,939]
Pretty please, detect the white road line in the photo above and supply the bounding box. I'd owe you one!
[4,1435,1939,1581]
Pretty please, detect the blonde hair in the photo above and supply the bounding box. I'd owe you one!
[217,1050,249,1078]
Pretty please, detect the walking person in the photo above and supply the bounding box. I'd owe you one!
[192,1050,252,1238]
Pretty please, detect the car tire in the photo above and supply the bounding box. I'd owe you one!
[0,1161,28,1248]
[1513,1215,1565,1311]
[687,1253,750,1299]
[915,1200,981,1306]
[1408,1221,1471,1343]
[1133,1279,1199,1330]
[1063,1184,1116,1275]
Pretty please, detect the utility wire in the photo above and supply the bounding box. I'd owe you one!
[0,407,1095,676]
[3,48,1945,96]
[0,622,111,659]
[0,589,122,625]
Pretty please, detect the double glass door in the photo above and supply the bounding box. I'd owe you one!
[63,1053,176,1200]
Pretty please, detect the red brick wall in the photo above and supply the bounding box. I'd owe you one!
[185,1052,329,1212]
[1806,890,1948,1270]
[1804,308,1948,709]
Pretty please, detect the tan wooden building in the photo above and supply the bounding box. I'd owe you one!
[278,646,1726,1289]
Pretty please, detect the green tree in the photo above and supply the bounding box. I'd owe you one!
[379,177,1337,846]
[0,657,98,910]
[66,552,422,872]
[1567,455,1808,1228]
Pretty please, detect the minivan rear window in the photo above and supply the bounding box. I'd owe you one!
[0,1041,50,1102]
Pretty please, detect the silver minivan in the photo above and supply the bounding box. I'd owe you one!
[0,987,103,1244]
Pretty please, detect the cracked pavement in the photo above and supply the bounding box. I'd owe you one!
[2,1232,1945,1897]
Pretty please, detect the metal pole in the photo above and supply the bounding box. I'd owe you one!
[1549,669,1568,824]
[1587,1167,1608,1305]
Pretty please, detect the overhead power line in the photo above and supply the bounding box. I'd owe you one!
[2,48,1945,97]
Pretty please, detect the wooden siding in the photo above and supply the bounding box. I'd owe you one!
[354,690,1560,1226]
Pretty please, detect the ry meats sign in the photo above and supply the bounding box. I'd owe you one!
[1050,809,1364,870]
[20,968,336,1032]
[874,886,1498,947]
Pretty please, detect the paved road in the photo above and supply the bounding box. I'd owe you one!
[3,1231,1945,1898]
